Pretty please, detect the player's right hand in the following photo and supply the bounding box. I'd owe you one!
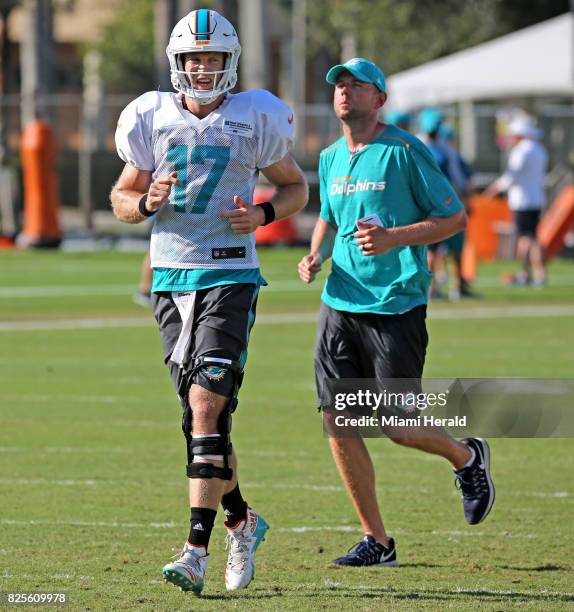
[298,252,322,284]
[145,171,180,212]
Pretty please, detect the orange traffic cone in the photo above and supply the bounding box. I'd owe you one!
[21,120,61,248]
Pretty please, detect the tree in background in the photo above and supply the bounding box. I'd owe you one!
[93,0,570,93]
[307,0,570,75]
[92,0,155,94]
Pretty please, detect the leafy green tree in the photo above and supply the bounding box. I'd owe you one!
[93,0,155,94]
[307,0,570,75]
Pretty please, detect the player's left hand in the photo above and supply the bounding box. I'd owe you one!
[354,221,396,256]
[220,196,266,234]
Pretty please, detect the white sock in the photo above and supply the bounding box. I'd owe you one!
[462,446,476,469]
[186,542,207,557]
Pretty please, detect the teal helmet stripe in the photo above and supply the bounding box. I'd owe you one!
[195,9,210,40]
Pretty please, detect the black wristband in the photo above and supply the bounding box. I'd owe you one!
[258,201,275,226]
[138,194,156,217]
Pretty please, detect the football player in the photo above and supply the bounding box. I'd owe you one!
[111,8,308,594]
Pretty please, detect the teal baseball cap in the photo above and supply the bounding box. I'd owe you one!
[418,108,444,134]
[439,124,455,140]
[326,57,386,92]
[386,110,411,126]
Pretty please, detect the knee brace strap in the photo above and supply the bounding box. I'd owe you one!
[188,434,232,479]
[187,463,233,479]
[190,435,231,458]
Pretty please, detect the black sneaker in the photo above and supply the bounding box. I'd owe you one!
[455,437,495,525]
[460,280,481,299]
[331,535,397,567]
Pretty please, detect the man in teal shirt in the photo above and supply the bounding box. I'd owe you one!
[298,58,495,567]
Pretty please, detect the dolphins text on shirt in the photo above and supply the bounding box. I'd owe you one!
[330,178,386,196]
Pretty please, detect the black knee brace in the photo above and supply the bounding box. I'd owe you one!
[181,356,242,481]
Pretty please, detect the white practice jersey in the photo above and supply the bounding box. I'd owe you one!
[503,139,548,211]
[115,90,294,269]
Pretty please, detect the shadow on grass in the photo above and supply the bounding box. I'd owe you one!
[497,563,569,572]
[381,562,446,569]
[196,584,574,604]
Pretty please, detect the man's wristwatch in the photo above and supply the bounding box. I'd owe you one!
[138,194,156,217]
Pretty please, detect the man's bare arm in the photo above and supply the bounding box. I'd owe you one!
[221,153,309,234]
[298,217,337,284]
[355,211,467,257]
[260,153,309,219]
[310,217,337,264]
[111,165,180,224]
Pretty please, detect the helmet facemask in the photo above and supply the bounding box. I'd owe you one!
[170,51,238,105]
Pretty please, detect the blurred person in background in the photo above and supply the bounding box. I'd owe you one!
[440,124,473,200]
[386,110,411,132]
[439,123,477,299]
[418,109,476,300]
[133,252,153,307]
[484,116,548,286]
[133,216,156,308]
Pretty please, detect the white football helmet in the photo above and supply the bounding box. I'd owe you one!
[166,9,241,105]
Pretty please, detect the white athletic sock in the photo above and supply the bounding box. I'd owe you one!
[462,446,476,469]
[185,542,208,557]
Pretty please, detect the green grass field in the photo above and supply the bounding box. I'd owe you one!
[1,249,573,611]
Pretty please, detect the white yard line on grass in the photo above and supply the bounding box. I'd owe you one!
[432,529,538,539]
[428,304,574,319]
[1,473,567,502]
[0,446,304,456]
[0,317,153,331]
[0,280,319,298]
[0,446,128,454]
[1,304,573,332]
[0,519,178,528]
[0,518,541,542]
[0,518,363,531]
[243,482,344,492]
[3,275,574,298]
[0,285,136,298]
[0,477,343,492]
[0,394,121,404]
[526,491,571,498]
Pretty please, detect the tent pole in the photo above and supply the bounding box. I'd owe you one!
[459,100,476,164]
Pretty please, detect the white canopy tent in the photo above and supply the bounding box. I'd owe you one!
[386,13,574,111]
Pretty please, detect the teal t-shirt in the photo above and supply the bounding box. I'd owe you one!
[319,124,464,315]
[152,267,267,292]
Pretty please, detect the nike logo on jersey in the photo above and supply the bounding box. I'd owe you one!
[444,195,453,205]
[288,115,294,125]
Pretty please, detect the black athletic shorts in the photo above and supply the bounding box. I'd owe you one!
[314,303,428,410]
[151,283,259,404]
[514,209,541,237]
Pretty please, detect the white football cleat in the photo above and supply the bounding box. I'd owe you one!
[225,508,269,590]
[162,542,208,594]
